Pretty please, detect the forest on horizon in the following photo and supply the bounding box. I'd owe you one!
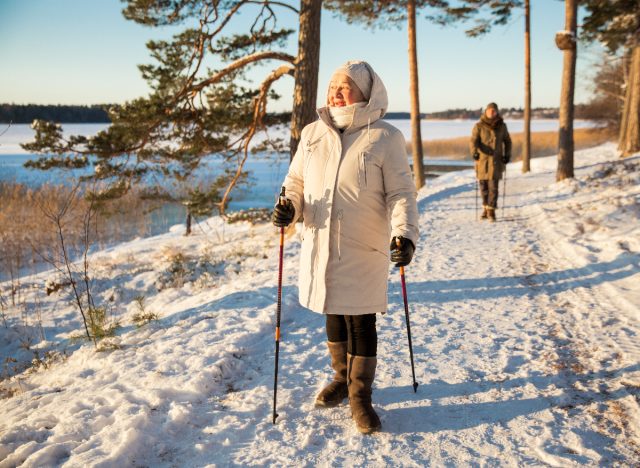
[0,103,602,124]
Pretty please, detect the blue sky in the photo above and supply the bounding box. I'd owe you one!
[0,0,601,113]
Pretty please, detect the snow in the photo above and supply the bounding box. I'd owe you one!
[1,143,639,466]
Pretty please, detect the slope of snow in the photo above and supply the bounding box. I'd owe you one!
[1,144,639,466]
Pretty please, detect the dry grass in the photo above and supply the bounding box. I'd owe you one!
[408,127,615,161]
[0,183,166,282]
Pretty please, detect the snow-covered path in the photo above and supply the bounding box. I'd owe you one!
[1,145,639,466]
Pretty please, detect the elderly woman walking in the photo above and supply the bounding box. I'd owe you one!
[272,60,419,434]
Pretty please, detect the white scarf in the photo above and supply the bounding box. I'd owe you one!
[328,102,367,129]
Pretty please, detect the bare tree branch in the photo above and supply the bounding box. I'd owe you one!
[246,1,299,14]
[192,51,296,93]
[218,63,295,212]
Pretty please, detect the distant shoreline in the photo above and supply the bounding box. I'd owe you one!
[2,104,595,124]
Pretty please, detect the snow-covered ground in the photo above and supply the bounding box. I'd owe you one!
[1,143,639,466]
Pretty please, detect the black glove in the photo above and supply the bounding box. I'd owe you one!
[390,236,415,267]
[473,151,480,161]
[502,154,511,164]
[271,199,295,227]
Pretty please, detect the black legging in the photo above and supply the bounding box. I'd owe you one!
[326,314,377,357]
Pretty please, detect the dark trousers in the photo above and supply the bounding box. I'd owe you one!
[326,314,377,357]
[479,179,499,208]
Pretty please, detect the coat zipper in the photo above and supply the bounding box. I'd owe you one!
[360,152,368,189]
[337,209,344,261]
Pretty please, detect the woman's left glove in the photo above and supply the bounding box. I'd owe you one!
[272,199,295,227]
[390,236,415,267]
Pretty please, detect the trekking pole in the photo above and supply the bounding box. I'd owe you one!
[396,238,418,393]
[502,168,507,219]
[475,178,479,221]
[272,186,286,424]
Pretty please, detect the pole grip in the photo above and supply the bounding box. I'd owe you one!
[279,186,286,205]
[395,237,405,273]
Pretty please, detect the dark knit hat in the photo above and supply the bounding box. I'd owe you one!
[486,102,499,111]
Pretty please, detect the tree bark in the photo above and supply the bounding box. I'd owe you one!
[408,0,425,189]
[289,0,322,161]
[556,0,577,181]
[619,44,640,157]
[522,0,532,173]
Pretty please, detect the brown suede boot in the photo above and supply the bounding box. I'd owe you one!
[480,206,488,220]
[487,207,496,222]
[315,341,349,407]
[347,354,381,434]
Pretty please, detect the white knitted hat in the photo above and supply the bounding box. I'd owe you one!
[332,60,373,100]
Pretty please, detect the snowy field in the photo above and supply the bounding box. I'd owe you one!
[1,143,639,466]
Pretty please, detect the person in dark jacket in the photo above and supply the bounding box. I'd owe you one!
[470,102,512,222]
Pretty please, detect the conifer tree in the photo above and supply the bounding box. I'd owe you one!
[324,0,449,190]
[582,0,640,157]
[23,1,320,227]
[443,1,531,172]
[555,0,578,181]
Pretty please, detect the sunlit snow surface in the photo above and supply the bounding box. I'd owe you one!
[0,143,638,466]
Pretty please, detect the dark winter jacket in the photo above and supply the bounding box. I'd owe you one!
[470,115,512,180]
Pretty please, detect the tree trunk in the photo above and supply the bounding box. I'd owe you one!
[185,211,192,236]
[556,0,577,181]
[289,0,322,161]
[522,0,532,173]
[618,44,640,157]
[408,0,425,189]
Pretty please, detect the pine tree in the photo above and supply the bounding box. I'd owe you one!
[582,0,640,157]
[290,0,322,161]
[443,1,531,172]
[23,1,320,228]
[324,0,450,190]
[522,0,531,173]
[556,0,578,181]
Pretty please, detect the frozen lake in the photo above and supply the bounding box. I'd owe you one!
[0,118,597,213]
[0,119,597,155]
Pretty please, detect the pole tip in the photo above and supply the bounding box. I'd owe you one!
[413,382,419,393]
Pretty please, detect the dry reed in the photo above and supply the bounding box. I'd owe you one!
[408,127,615,160]
[0,183,167,281]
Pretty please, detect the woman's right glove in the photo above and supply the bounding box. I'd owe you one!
[390,236,415,267]
[472,151,480,161]
[272,199,295,227]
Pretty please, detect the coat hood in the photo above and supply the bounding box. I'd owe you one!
[318,61,388,133]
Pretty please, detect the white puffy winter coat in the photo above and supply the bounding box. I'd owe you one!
[283,66,419,315]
